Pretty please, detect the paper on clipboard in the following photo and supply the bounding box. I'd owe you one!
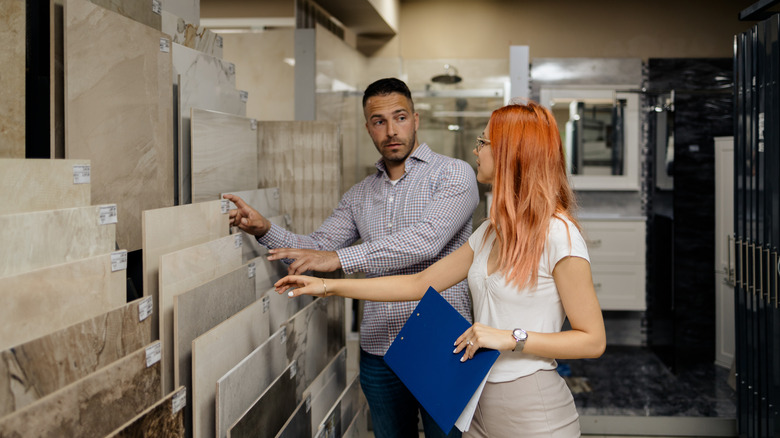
[383,286,500,433]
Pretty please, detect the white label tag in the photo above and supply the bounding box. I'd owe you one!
[250,119,257,130]
[146,342,162,367]
[73,165,90,184]
[248,262,256,278]
[280,327,287,344]
[262,295,270,312]
[228,63,235,75]
[111,250,128,272]
[234,234,243,249]
[221,199,230,214]
[216,35,223,48]
[99,205,118,225]
[152,0,161,15]
[758,112,765,141]
[273,189,280,200]
[160,38,170,53]
[239,90,248,103]
[290,360,298,378]
[138,296,153,322]
[172,388,187,414]
[305,394,312,412]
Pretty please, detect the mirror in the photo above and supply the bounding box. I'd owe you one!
[539,88,640,191]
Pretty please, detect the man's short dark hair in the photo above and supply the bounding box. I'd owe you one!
[362,78,414,111]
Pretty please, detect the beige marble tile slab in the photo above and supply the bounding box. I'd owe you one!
[88,0,161,30]
[0,204,117,278]
[215,327,288,438]
[257,121,341,235]
[161,0,198,27]
[105,386,186,438]
[0,0,25,158]
[65,0,174,251]
[0,341,162,437]
[0,158,91,215]
[142,199,229,343]
[158,233,242,395]
[173,263,256,434]
[0,296,152,416]
[191,297,271,438]
[162,10,222,58]
[191,108,258,203]
[227,361,299,438]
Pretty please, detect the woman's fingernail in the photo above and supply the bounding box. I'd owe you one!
[460,356,466,362]
[453,348,458,353]
[288,291,294,297]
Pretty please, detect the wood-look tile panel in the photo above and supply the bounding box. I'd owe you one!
[65,0,174,251]
[191,108,258,203]
[0,297,151,416]
[0,0,25,158]
[105,387,187,438]
[191,298,270,438]
[0,158,91,215]
[0,342,162,437]
[0,205,116,278]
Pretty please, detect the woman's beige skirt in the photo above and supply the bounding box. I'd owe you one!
[465,369,580,438]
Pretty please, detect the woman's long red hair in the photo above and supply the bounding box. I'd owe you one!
[485,102,579,289]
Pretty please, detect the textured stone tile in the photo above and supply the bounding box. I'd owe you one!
[275,396,311,438]
[191,108,258,203]
[88,0,161,30]
[0,296,151,416]
[0,158,91,214]
[162,10,222,58]
[173,263,257,434]
[257,122,340,235]
[142,200,229,345]
[0,205,117,278]
[191,298,271,438]
[0,0,25,158]
[316,374,362,438]
[64,0,174,251]
[105,386,186,438]
[308,348,347,433]
[282,298,330,397]
[158,233,243,395]
[341,401,369,438]
[227,361,299,438]
[0,341,162,437]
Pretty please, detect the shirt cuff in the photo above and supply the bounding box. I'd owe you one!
[256,222,288,248]
[336,244,368,275]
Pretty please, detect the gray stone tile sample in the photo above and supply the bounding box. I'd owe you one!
[0,0,25,158]
[0,341,162,437]
[173,263,257,434]
[216,328,289,438]
[257,121,340,235]
[88,0,162,30]
[0,204,117,278]
[191,297,271,438]
[65,0,175,251]
[162,10,222,58]
[227,361,299,438]
[105,387,187,438]
[158,233,242,394]
[309,348,348,432]
[341,402,369,438]
[259,286,314,334]
[275,394,311,438]
[0,158,91,215]
[326,295,347,360]
[191,108,258,203]
[315,374,362,438]
[0,297,152,416]
[282,298,331,397]
[142,199,229,344]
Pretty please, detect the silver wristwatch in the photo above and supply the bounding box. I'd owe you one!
[512,328,527,352]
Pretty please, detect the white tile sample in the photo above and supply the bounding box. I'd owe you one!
[161,0,198,27]
[216,328,288,438]
[162,10,222,58]
[257,121,340,235]
[88,0,161,30]
[142,199,229,345]
[173,263,256,433]
[158,233,243,395]
[64,0,174,251]
[0,297,152,416]
[191,108,258,203]
[0,158,91,215]
[0,0,25,158]
[0,341,162,437]
[0,204,116,278]
[191,298,271,438]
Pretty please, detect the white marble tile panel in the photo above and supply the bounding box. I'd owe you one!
[65,0,175,251]
[0,158,91,214]
[0,0,25,158]
[88,0,161,30]
[162,10,222,58]
[191,108,258,203]
[161,0,198,27]
[0,204,117,278]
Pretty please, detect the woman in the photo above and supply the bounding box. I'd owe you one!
[274,102,606,437]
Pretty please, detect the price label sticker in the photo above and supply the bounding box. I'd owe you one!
[221,199,230,214]
[234,234,243,248]
[239,90,248,103]
[248,262,256,278]
[160,37,170,53]
[73,165,90,184]
[111,250,128,272]
[228,63,235,76]
[262,295,270,312]
[146,342,162,367]
[99,205,118,225]
[290,360,298,378]
[172,388,187,414]
[280,327,287,344]
[138,296,153,322]
[152,0,161,15]
[216,35,223,48]
[273,189,280,200]
[250,119,257,130]
[305,394,312,412]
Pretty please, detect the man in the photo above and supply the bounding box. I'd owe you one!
[224,77,478,437]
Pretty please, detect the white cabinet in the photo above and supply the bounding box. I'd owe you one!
[580,219,646,311]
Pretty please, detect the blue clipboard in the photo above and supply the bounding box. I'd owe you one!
[383,286,500,434]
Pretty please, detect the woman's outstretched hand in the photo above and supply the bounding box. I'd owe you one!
[274,275,328,298]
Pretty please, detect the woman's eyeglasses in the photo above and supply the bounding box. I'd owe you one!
[475,137,491,152]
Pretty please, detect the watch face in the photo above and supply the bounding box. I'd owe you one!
[513,329,527,342]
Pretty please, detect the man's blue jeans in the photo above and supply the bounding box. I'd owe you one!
[360,348,461,438]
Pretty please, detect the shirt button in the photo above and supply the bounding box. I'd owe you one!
[388,196,394,203]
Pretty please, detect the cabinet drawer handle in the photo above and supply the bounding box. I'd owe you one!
[586,239,602,247]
